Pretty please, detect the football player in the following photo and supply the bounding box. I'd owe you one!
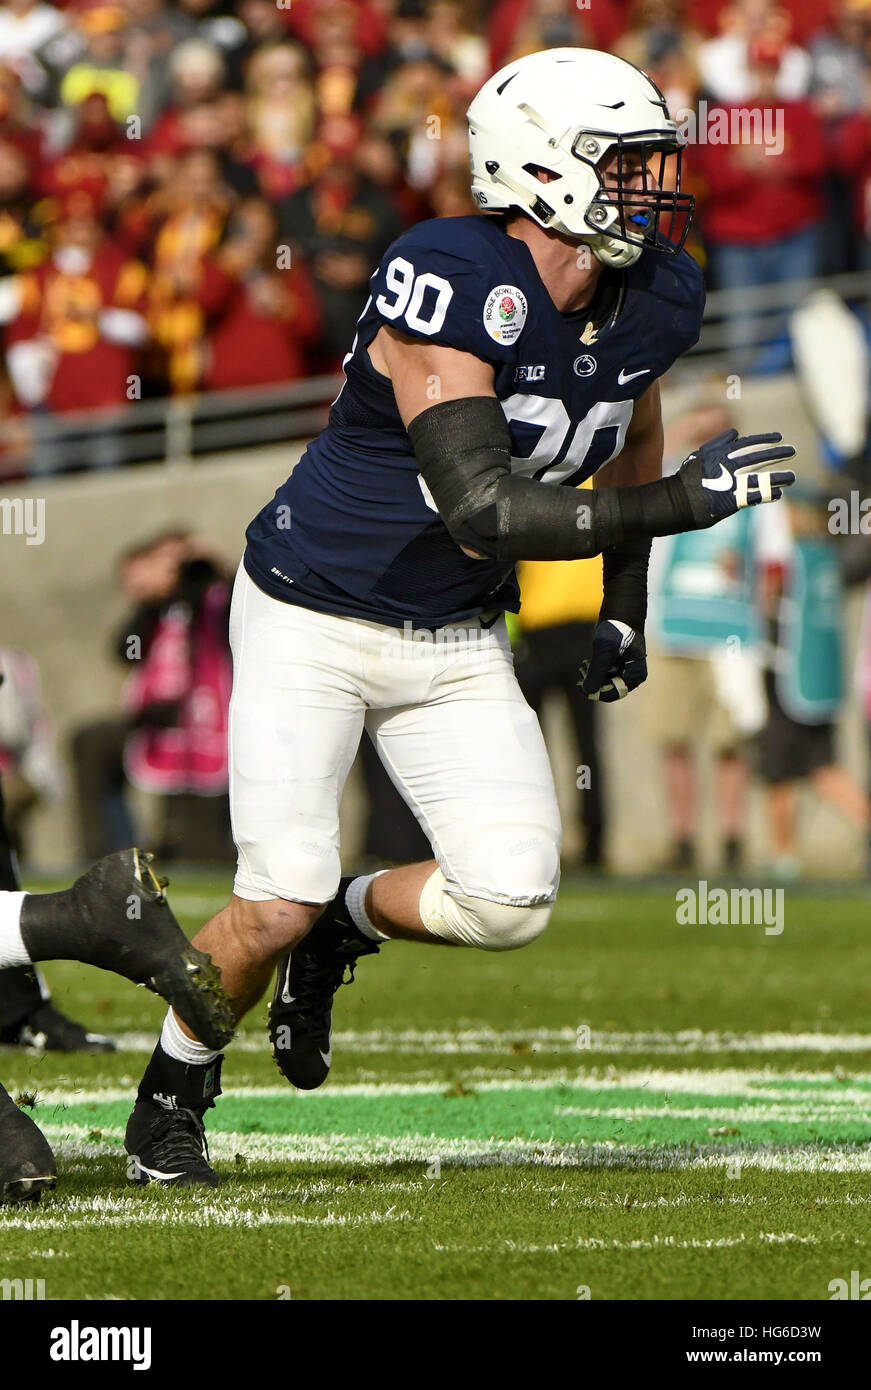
[123,48,796,1185]
[0,847,233,1201]
[0,773,115,1054]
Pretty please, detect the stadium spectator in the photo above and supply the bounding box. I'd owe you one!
[757,487,871,878]
[370,46,466,194]
[488,0,626,70]
[243,40,317,201]
[70,531,186,860]
[204,196,323,390]
[145,34,228,155]
[57,5,141,126]
[617,0,702,118]
[228,0,294,89]
[0,136,50,274]
[0,0,68,105]
[0,187,148,467]
[354,0,434,114]
[695,37,827,371]
[279,113,403,367]
[121,0,204,132]
[808,0,871,270]
[832,73,871,268]
[287,0,387,69]
[39,91,126,207]
[644,400,774,870]
[697,0,813,101]
[71,530,234,864]
[428,1,490,88]
[809,0,871,116]
[143,147,232,393]
[121,535,233,863]
[0,63,44,165]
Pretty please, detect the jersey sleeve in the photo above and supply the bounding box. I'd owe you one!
[367,222,531,364]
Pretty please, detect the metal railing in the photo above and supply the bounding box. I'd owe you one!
[2,270,870,477]
[0,373,344,476]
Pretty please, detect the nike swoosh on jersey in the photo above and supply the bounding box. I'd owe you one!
[617,367,651,384]
[701,463,734,491]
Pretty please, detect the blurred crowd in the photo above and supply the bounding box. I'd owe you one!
[0,0,869,467]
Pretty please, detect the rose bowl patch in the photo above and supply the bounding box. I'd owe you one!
[483,284,528,345]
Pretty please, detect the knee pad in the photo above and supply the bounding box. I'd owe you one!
[419,869,553,952]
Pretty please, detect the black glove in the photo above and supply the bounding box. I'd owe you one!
[579,619,647,702]
[677,428,796,526]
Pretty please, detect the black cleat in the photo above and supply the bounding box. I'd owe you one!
[268,875,380,1091]
[125,1099,219,1188]
[21,849,235,1052]
[0,1084,56,1204]
[2,1002,115,1054]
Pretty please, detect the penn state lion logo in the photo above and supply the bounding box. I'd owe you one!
[573,354,597,377]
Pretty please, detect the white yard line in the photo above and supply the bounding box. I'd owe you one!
[27,1068,871,1109]
[103,1027,871,1055]
[29,1122,871,1175]
[0,1205,414,1231]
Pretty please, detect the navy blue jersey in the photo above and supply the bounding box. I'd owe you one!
[244,215,704,627]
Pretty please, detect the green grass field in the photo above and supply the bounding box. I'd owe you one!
[2,872,871,1301]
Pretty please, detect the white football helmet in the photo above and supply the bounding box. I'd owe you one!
[467,47,694,269]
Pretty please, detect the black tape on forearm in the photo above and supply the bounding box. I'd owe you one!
[407,398,698,563]
[599,537,651,632]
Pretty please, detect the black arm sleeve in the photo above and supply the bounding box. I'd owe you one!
[406,396,704,563]
[599,538,651,632]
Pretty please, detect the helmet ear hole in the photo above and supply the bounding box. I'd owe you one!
[522,163,561,183]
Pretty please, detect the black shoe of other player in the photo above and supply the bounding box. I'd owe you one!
[19,849,235,1052]
[125,1099,219,1188]
[3,1002,115,1054]
[268,876,380,1091]
[0,1084,56,1204]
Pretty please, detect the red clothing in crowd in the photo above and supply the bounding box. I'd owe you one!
[285,0,387,59]
[204,260,323,391]
[688,0,834,42]
[833,111,871,241]
[694,100,826,245]
[6,242,147,411]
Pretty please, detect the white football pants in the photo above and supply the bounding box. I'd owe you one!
[229,564,561,910]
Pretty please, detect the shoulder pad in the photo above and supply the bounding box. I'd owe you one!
[369,216,534,361]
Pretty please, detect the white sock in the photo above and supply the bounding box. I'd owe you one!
[0,891,31,968]
[345,872,390,942]
[160,1007,221,1066]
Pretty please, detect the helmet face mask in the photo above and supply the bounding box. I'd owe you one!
[577,132,694,266]
[467,47,696,270]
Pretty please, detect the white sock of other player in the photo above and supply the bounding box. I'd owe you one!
[345,872,391,942]
[160,1005,221,1066]
[0,891,31,968]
